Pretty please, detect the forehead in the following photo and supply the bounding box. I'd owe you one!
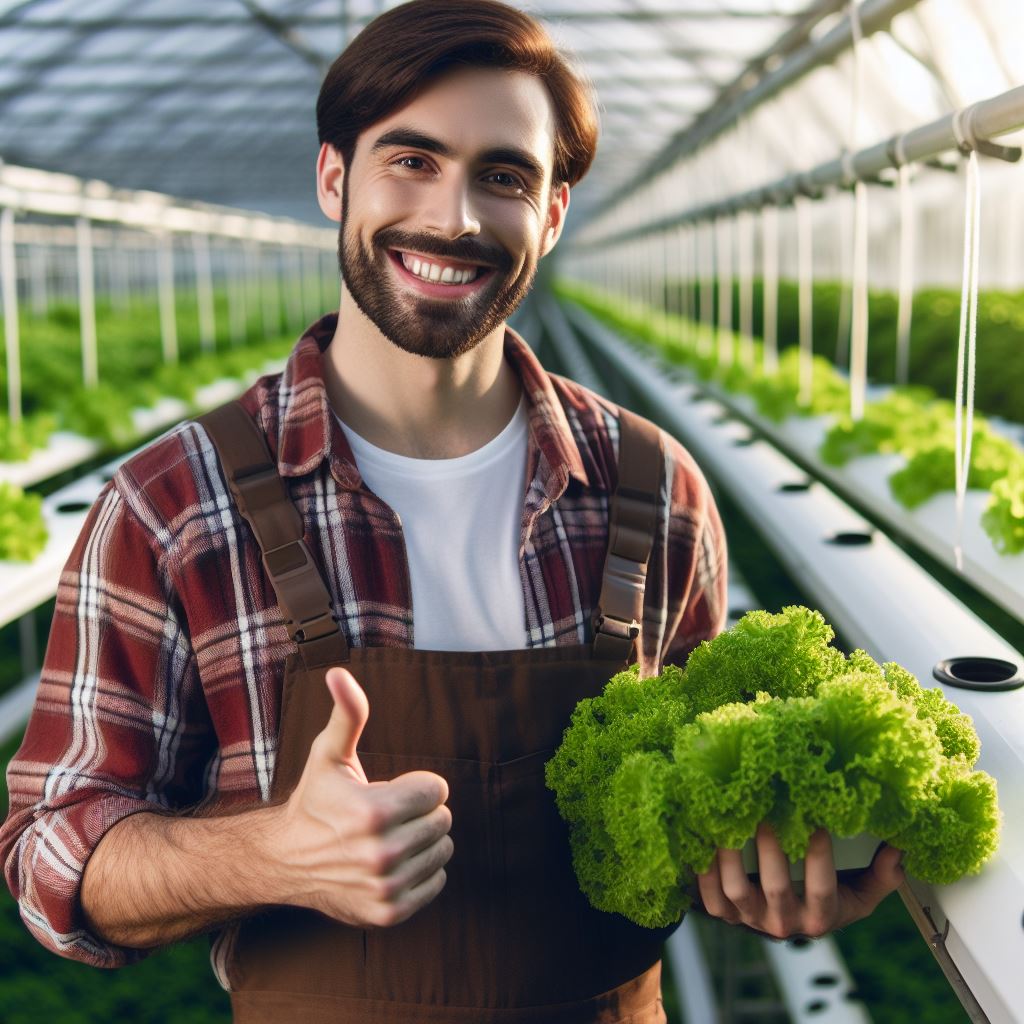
[358,66,557,177]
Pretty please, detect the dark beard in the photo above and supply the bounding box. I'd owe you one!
[337,178,540,360]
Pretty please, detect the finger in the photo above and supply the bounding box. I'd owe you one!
[839,842,904,923]
[755,822,801,933]
[388,866,448,926]
[696,852,740,923]
[383,802,453,859]
[386,832,455,894]
[370,770,450,829]
[801,828,839,937]
[718,847,763,922]
[320,667,370,781]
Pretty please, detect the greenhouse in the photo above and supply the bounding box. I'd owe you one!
[0,0,1022,1022]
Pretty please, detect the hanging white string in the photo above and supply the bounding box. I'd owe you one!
[795,195,814,407]
[738,209,755,371]
[701,222,715,355]
[762,204,779,375]
[850,179,870,421]
[717,216,734,367]
[953,147,981,572]
[895,161,916,386]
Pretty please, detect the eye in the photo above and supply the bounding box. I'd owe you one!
[486,171,526,193]
[393,155,429,171]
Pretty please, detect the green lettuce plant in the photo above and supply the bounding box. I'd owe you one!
[0,483,48,562]
[982,469,1024,554]
[545,606,1001,928]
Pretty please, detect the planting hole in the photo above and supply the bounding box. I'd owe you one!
[825,530,874,546]
[733,434,758,447]
[812,973,840,987]
[933,657,1023,692]
[778,479,813,493]
[804,999,828,1014]
[56,501,92,514]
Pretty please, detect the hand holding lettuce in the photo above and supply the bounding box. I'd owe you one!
[544,606,1001,929]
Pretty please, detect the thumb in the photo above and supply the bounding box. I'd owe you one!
[320,666,370,783]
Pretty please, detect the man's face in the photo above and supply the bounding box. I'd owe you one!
[330,66,567,360]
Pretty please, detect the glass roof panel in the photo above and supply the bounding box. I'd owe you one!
[0,0,1019,231]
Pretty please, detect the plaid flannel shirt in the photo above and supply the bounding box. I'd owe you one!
[0,313,727,984]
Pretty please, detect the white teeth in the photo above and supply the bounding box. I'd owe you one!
[399,251,479,286]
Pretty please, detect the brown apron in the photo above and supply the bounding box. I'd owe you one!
[197,398,680,1024]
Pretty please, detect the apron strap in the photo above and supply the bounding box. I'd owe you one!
[195,400,349,669]
[592,407,664,665]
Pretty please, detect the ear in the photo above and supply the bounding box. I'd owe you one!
[316,143,345,223]
[540,181,570,258]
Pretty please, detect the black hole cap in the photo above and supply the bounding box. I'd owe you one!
[825,530,874,546]
[933,657,1023,692]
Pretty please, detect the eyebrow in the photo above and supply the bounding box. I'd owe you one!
[371,127,547,183]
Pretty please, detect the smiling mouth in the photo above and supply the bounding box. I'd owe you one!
[388,249,496,294]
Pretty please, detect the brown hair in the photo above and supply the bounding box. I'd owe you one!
[316,0,598,188]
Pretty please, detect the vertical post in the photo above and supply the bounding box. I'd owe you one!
[110,232,130,313]
[303,246,320,322]
[796,196,815,407]
[288,246,304,329]
[76,216,98,388]
[260,244,280,338]
[717,217,733,368]
[762,205,779,375]
[157,233,178,365]
[228,243,246,346]
[1,206,22,426]
[28,236,49,319]
[193,232,216,352]
[244,240,259,340]
[321,247,336,313]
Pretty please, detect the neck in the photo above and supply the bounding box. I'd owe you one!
[322,285,524,459]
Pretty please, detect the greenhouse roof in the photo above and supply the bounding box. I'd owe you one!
[0,0,1022,227]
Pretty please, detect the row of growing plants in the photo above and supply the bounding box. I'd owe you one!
[0,287,308,458]
[557,279,1024,557]
[0,290,311,562]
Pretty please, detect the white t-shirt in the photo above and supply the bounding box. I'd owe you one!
[335,397,530,651]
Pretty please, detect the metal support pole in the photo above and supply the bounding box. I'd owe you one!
[193,232,216,352]
[261,244,280,338]
[228,243,246,345]
[584,83,1024,250]
[1,206,22,426]
[76,216,98,388]
[28,239,48,319]
[157,233,178,365]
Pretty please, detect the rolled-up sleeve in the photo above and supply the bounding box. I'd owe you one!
[0,478,202,967]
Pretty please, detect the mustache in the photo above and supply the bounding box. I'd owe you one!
[373,228,511,271]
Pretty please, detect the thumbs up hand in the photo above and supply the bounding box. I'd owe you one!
[266,667,453,928]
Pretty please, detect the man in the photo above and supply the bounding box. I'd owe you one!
[0,1,902,1020]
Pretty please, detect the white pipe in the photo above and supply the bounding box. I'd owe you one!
[1,206,21,426]
[75,216,97,389]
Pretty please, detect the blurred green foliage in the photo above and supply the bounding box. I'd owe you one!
[1,729,232,1024]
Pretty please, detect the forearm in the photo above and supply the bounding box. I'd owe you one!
[80,804,288,950]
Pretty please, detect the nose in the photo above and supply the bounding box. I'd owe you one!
[422,169,481,240]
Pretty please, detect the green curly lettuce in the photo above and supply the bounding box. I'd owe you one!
[888,429,1024,509]
[891,761,1001,885]
[681,606,846,715]
[818,389,947,466]
[546,606,1001,929]
[982,469,1024,554]
[0,482,48,561]
[670,699,777,863]
[598,751,698,928]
